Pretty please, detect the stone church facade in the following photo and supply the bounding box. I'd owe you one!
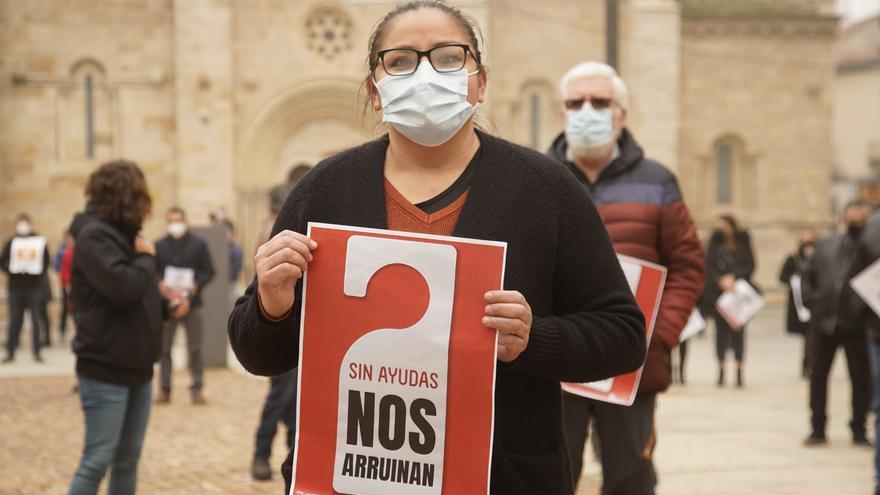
[0,0,837,289]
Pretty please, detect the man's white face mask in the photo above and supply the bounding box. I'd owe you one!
[167,222,187,239]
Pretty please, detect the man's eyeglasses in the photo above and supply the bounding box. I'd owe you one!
[565,97,615,111]
[376,44,472,76]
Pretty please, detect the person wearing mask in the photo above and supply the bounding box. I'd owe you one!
[228,2,647,493]
[779,229,818,378]
[702,214,756,388]
[547,61,705,495]
[803,200,872,446]
[155,207,215,405]
[66,160,162,495]
[1,213,50,363]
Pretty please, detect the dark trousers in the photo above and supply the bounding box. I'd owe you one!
[714,311,745,362]
[39,297,51,346]
[809,330,870,436]
[563,391,657,495]
[6,287,42,358]
[159,308,203,392]
[254,369,297,458]
[59,289,70,340]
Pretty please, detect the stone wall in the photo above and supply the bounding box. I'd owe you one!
[679,16,837,289]
[0,0,176,247]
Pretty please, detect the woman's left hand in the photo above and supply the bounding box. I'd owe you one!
[483,290,532,363]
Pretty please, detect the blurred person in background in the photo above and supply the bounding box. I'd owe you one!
[38,258,53,346]
[803,200,871,447]
[209,209,244,307]
[548,60,705,495]
[779,229,817,378]
[1,213,50,363]
[702,214,756,388]
[155,207,215,405]
[54,230,74,343]
[859,209,880,494]
[67,160,162,495]
[257,163,312,252]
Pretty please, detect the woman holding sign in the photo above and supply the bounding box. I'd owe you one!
[228,2,646,494]
[702,214,756,388]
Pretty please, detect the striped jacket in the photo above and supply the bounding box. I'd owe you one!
[548,129,705,392]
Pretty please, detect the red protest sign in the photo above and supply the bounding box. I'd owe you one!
[561,255,666,406]
[290,223,506,495]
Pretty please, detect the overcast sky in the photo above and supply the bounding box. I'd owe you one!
[836,0,880,23]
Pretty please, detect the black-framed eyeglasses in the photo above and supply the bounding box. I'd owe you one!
[376,44,472,76]
[565,97,615,111]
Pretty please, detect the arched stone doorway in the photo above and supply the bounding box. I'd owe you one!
[236,78,379,275]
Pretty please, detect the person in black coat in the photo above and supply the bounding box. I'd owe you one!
[0,213,51,362]
[779,230,817,378]
[702,214,756,387]
[228,3,646,494]
[67,160,162,495]
[802,201,872,446]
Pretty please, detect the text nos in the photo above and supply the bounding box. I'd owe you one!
[346,390,437,455]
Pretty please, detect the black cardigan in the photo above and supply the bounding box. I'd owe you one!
[228,131,646,495]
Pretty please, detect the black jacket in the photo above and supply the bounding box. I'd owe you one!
[228,131,646,495]
[71,213,162,386]
[701,230,756,314]
[0,234,51,291]
[155,232,215,308]
[804,232,868,337]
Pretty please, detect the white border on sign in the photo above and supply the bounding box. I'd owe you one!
[290,222,507,495]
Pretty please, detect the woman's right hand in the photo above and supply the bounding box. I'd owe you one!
[134,236,156,256]
[719,274,736,292]
[255,230,317,319]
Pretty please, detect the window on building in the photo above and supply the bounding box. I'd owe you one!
[716,142,732,204]
[519,80,555,151]
[529,93,541,150]
[66,59,112,161]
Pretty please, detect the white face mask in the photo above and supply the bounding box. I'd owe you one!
[565,104,615,150]
[374,62,478,147]
[167,222,187,239]
[15,221,31,236]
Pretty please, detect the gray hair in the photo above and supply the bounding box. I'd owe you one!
[560,61,629,110]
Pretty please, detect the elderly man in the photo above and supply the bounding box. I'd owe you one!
[547,62,705,495]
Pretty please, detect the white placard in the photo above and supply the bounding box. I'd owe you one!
[851,258,880,318]
[716,279,764,330]
[163,266,195,293]
[790,274,812,323]
[9,236,46,275]
[679,308,707,343]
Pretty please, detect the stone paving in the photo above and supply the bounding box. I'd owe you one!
[0,307,874,494]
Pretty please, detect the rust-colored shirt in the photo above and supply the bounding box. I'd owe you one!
[384,178,468,236]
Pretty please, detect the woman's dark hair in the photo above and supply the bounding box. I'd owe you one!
[85,160,152,228]
[361,1,487,117]
[718,214,739,235]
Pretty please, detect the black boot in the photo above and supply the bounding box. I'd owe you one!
[252,456,272,481]
[736,367,743,388]
[717,367,725,387]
